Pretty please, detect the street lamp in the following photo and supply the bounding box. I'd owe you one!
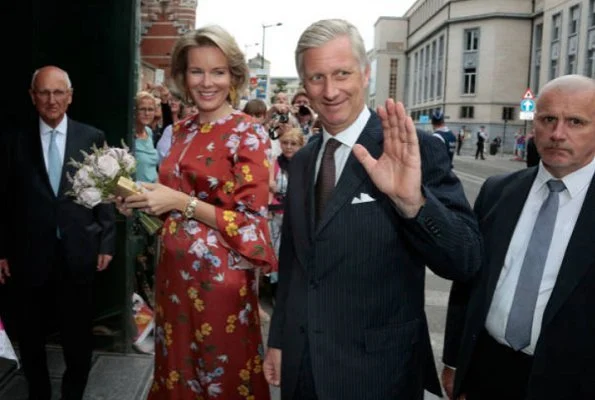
[261,22,282,69]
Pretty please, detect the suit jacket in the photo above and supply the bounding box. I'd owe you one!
[268,111,481,400]
[444,167,595,399]
[0,117,115,286]
[526,137,540,168]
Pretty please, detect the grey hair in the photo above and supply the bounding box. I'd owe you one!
[30,67,72,89]
[295,19,368,81]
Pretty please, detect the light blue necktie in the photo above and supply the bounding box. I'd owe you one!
[505,179,566,351]
[47,129,63,195]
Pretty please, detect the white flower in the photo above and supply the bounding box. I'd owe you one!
[183,220,201,235]
[236,121,250,132]
[238,225,258,242]
[78,187,102,208]
[188,239,208,258]
[121,153,136,173]
[96,154,120,179]
[225,134,241,154]
[207,383,222,397]
[244,132,260,151]
[75,165,94,186]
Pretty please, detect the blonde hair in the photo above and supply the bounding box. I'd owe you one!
[170,25,248,108]
[280,128,305,147]
[135,91,157,108]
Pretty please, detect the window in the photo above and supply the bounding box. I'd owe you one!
[463,67,477,94]
[413,53,419,104]
[533,24,543,93]
[569,5,580,35]
[418,49,423,103]
[389,59,398,100]
[502,107,515,121]
[464,28,480,51]
[591,0,595,26]
[567,54,577,74]
[460,106,475,119]
[424,44,430,101]
[550,59,559,79]
[552,13,562,41]
[430,41,436,99]
[587,49,595,78]
[437,35,444,98]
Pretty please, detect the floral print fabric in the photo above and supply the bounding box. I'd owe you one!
[148,110,277,400]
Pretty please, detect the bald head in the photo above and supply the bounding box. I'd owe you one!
[31,66,72,90]
[539,75,595,100]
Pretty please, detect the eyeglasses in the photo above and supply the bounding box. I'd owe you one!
[35,89,69,99]
[138,108,156,113]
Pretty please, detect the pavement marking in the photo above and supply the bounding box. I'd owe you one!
[454,170,486,185]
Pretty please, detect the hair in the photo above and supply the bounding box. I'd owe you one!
[291,89,309,105]
[31,66,72,89]
[280,128,305,147]
[135,91,157,108]
[170,25,249,108]
[243,98,267,117]
[295,19,368,81]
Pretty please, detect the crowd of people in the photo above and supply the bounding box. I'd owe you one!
[0,14,594,400]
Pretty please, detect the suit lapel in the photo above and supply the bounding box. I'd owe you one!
[29,119,56,195]
[484,169,536,305]
[315,115,383,234]
[542,175,595,327]
[58,119,80,196]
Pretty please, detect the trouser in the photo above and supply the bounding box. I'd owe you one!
[293,338,318,400]
[15,247,94,400]
[463,331,533,400]
[475,143,485,159]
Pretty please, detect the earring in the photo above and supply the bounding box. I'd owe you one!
[229,86,237,105]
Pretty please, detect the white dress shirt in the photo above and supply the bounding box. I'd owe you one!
[315,107,371,184]
[40,116,68,171]
[486,156,595,354]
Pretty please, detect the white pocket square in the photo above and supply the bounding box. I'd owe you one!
[351,193,376,204]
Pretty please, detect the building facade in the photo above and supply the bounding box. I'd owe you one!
[370,0,595,152]
[140,0,197,81]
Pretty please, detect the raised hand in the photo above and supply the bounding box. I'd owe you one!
[353,99,425,217]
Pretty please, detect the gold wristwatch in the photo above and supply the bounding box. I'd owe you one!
[184,197,199,219]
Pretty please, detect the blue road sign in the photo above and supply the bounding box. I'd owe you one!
[520,99,536,112]
[419,115,430,124]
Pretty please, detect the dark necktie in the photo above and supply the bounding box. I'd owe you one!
[505,179,566,351]
[315,138,341,223]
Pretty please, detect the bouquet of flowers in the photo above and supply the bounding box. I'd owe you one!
[67,142,163,235]
[0,317,18,366]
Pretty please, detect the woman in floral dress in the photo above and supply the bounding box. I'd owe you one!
[120,25,276,399]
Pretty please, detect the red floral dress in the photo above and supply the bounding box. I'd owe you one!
[148,110,277,400]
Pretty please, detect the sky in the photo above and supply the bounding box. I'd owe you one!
[195,0,417,77]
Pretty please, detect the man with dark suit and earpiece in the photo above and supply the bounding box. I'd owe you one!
[441,74,595,400]
[0,65,115,400]
[262,19,481,400]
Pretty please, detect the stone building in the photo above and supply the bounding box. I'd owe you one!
[369,0,595,152]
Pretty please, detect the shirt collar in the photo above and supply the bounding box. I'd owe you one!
[535,155,595,198]
[321,106,371,148]
[40,115,68,136]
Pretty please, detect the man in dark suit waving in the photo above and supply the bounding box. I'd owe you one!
[262,19,481,400]
[441,74,595,400]
[0,66,115,400]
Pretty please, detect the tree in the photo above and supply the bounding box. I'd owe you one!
[273,79,288,94]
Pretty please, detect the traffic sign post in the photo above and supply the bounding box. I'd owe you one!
[519,88,535,120]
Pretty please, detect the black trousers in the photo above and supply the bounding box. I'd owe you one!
[475,143,485,159]
[463,331,533,400]
[14,245,94,400]
[294,339,318,400]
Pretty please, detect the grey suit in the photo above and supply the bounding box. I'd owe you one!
[268,111,481,400]
[444,167,595,399]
